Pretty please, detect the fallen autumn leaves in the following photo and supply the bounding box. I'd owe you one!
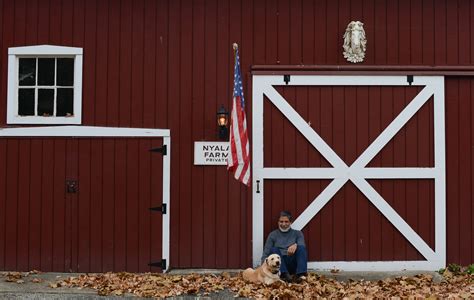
[3,270,42,284]
[2,269,473,298]
[53,270,473,298]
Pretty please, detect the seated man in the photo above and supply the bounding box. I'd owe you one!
[261,211,308,283]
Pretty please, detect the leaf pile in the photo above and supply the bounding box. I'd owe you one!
[2,270,42,284]
[55,270,474,298]
[3,272,24,284]
[57,272,228,297]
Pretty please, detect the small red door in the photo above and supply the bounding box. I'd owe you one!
[0,137,164,273]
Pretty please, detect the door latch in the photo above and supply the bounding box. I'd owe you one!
[66,180,78,193]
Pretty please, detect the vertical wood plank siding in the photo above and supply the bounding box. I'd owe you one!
[0,138,163,272]
[0,0,473,270]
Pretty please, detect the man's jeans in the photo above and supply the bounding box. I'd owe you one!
[269,245,308,275]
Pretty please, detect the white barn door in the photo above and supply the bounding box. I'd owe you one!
[252,75,445,271]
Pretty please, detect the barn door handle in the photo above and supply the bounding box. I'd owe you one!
[66,180,78,193]
[256,180,260,193]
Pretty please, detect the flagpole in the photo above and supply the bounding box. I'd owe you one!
[233,42,238,58]
[231,42,238,145]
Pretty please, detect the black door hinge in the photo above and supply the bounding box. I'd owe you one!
[150,145,167,155]
[407,75,414,86]
[149,259,166,269]
[284,74,291,85]
[149,203,167,214]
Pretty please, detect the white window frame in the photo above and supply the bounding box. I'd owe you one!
[7,45,83,124]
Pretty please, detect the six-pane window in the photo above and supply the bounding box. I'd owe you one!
[18,57,75,117]
[7,45,82,124]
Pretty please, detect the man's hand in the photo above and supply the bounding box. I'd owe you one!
[287,243,297,256]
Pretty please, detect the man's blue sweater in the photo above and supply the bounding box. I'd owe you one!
[261,228,305,263]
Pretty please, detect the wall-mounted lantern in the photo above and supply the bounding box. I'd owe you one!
[217,105,229,140]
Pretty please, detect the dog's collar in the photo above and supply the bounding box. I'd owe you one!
[271,269,279,274]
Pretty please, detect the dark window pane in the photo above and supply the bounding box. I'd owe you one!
[38,58,55,86]
[56,58,74,86]
[18,88,35,116]
[19,58,36,86]
[57,88,74,116]
[38,89,54,116]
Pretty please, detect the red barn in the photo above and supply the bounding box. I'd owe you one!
[0,0,473,273]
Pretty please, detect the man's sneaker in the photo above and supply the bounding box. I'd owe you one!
[293,273,307,284]
[280,272,292,283]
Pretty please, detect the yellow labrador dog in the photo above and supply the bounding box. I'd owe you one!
[242,254,283,285]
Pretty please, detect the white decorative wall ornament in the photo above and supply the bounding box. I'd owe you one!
[343,21,367,63]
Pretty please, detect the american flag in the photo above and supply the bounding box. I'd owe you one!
[227,44,250,186]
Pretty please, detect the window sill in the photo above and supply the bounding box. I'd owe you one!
[7,115,81,125]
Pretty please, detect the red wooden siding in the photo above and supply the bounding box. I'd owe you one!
[0,0,474,270]
[0,138,163,272]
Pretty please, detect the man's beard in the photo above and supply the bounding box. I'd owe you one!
[279,226,290,232]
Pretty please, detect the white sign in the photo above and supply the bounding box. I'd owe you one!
[194,141,229,165]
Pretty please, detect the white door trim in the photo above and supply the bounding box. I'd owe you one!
[0,125,171,272]
[252,75,446,271]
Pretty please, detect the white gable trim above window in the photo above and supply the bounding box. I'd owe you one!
[9,45,83,55]
[7,45,83,124]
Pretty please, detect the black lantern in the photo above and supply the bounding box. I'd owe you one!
[217,105,229,140]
